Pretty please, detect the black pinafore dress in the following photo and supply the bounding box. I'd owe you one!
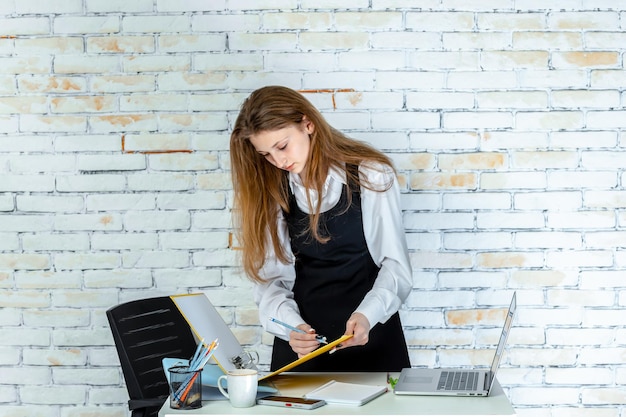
[270,166,410,372]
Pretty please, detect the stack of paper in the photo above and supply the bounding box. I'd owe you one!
[304,380,388,406]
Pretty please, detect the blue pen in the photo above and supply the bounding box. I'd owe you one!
[270,317,328,344]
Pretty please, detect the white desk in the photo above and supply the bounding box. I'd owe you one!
[159,372,516,417]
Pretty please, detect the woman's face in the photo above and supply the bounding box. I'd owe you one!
[249,118,314,176]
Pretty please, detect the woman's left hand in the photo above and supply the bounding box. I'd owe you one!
[335,312,370,350]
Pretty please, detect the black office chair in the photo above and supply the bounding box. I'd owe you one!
[106,296,198,417]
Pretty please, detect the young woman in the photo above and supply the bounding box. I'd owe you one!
[230,86,412,372]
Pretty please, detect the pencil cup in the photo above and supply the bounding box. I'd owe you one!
[217,369,258,408]
[169,366,202,410]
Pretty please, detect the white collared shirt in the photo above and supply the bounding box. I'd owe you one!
[254,162,413,341]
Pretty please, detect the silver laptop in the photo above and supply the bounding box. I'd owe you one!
[394,292,516,397]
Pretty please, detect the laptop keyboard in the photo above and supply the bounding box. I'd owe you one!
[437,371,479,391]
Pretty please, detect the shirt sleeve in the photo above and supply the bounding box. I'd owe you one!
[354,163,413,328]
[252,211,305,342]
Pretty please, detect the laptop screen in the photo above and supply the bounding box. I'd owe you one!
[487,292,516,390]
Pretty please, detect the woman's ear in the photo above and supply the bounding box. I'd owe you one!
[302,116,315,134]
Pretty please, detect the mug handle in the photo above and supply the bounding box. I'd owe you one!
[217,375,230,399]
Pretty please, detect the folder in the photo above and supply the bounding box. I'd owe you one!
[170,293,353,381]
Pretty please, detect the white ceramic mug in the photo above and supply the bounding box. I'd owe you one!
[217,369,258,408]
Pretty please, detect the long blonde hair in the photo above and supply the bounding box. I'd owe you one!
[230,86,395,283]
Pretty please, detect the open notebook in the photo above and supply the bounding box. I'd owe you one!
[170,293,352,381]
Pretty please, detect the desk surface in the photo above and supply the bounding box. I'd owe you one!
[159,372,516,417]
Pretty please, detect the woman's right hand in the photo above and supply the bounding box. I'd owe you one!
[289,324,323,357]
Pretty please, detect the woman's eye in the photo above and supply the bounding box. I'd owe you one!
[278,144,287,151]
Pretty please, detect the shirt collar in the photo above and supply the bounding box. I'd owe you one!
[288,164,347,189]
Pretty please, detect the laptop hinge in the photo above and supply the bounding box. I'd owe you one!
[484,371,493,391]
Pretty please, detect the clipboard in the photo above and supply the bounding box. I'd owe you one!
[170,293,249,373]
[257,334,353,381]
[170,293,353,380]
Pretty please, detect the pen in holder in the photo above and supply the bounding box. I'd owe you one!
[230,350,259,370]
[169,365,202,409]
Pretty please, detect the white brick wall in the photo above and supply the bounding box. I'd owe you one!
[1,2,626,416]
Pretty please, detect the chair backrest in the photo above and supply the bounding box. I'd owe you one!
[106,296,198,417]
